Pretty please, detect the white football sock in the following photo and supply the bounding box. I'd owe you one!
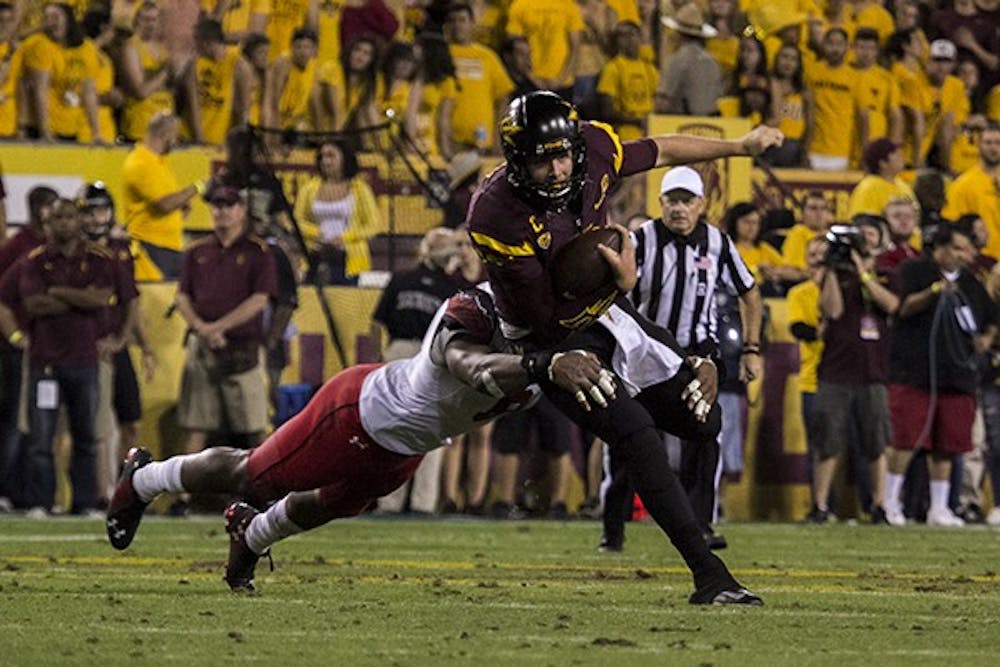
[132,457,186,503]
[884,473,904,510]
[245,497,303,555]
[929,480,950,514]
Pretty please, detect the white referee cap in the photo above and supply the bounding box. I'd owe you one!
[660,167,704,197]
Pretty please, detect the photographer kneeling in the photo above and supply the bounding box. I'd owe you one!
[807,224,899,523]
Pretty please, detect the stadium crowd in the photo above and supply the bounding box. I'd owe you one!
[0,0,998,538]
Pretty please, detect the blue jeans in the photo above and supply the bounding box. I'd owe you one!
[22,364,99,511]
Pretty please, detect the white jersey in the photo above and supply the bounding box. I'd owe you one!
[360,290,539,455]
[598,303,685,397]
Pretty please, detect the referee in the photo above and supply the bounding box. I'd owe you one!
[602,167,762,551]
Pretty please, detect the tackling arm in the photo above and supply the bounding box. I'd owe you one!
[444,336,615,410]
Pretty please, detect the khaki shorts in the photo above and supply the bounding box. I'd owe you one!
[177,336,269,434]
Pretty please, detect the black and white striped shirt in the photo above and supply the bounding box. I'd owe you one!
[629,219,755,350]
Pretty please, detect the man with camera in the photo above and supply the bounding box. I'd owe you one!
[884,225,997,526]
[808,225,899,523]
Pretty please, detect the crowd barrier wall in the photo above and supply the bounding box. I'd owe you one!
[1,142,446,236]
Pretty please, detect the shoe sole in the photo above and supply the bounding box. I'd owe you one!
[224,502,262,592]
[106,448,153,550]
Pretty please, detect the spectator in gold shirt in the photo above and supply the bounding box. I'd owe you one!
[191,18,252,145]
[200,0,269,46]
[852,28,902,160]
[920,39,969,173]
[120,1,175,142]
[597,20,658,142]
[505,0,583,97]
[805,26,861,171]
[847,139,917,218]
[21,3,101,142]
[782,190,833,282]
[268,27,320,132]
[122,112,203,281]
[445,3,514,154]
[0,2,17,138]
[943,123,1000,260]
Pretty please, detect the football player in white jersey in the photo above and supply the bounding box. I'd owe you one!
[105,289,614,592]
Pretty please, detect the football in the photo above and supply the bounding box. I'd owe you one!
[550,227,623,300]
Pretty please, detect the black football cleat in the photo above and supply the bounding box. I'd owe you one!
[106,447,154,550]
[224,502,271,593]
[597,533,624,553]
[690,585,764,606]
[709,587,763,605]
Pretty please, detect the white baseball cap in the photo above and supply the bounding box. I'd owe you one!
[930,39,957,61]
[660,166,704,197]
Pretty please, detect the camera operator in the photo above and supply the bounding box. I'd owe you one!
[884,225,998,526]
[807,226,899,523]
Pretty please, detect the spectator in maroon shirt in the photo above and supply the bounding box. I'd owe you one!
[875,197,922,289]
[174,184,277,469]
[930,0,999,89]
[18,198,126,516]
[0,186,58,279]
[340,0,399,49]
[0,185,57,511]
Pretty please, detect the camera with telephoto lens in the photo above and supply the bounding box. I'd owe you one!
[824,225,863,267]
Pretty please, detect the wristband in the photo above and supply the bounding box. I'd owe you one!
[8,330,23,345]
[521,350,554,383]
[860,271,875,284]
[193,180,206,196]
[931,281,943,294]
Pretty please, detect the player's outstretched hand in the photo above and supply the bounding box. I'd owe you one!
[549,350,617,412]
[682,356,718,423]
[741,126,784,157]
[597,223,637,293]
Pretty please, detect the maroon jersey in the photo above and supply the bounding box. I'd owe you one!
[179,233,277,344]
[19,241,120,366]
[466,122,657,344]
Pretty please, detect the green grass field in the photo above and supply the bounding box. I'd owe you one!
[2,516,998,666]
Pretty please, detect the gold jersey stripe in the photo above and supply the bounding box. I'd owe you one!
[470,231,536,257]
[589,121,624,175]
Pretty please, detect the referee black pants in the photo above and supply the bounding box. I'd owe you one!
[599,375,722,541]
